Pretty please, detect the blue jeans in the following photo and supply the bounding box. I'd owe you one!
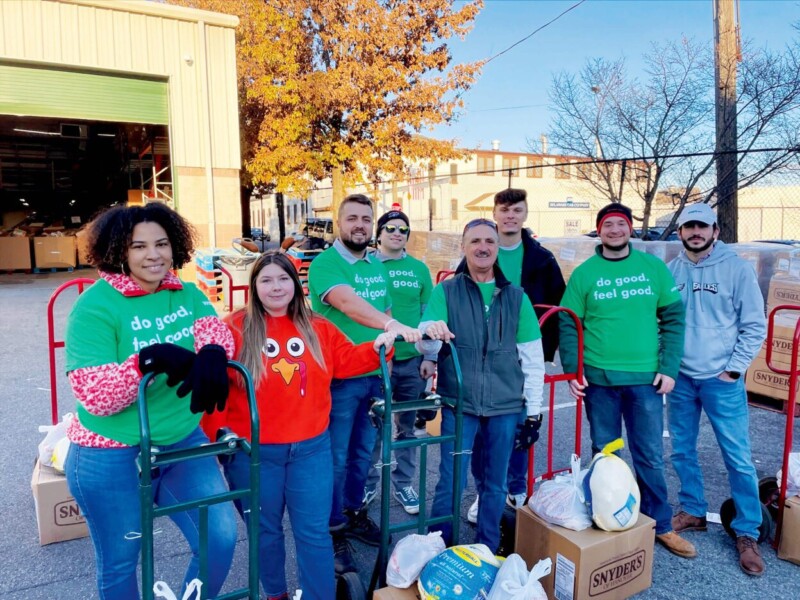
[429,409,518,553]
[583,384,673,534]
[471,408,529,496]
[668,373,761,539]
[329,375,382,528]
[64,428,237,600]
[225,431,335,600]
[367,356,425,492]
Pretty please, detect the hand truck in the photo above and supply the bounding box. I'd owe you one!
[526,305,586,495]
[367,337,464,596]
[741,304,800,551]
[47,278,95,425]
[138,362,261,600]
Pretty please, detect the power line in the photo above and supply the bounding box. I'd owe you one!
[483,0,588,65]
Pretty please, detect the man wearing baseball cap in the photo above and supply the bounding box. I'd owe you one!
[363,210,435,516]
[559,202,695,558]
[667,203,767,575]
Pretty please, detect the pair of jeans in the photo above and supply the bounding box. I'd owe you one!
[429,408,518,553]
[225,431,335,600]
[668,372,761,539]
[583,383,673,534]
[64,427,237,600]
[329,375,382,529]
[366,356,425,493]
[471,407,530,497]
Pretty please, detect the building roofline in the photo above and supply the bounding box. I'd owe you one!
[57,0,239,28]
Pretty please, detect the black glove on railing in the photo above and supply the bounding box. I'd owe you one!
[138,343,196,387]
[513,416,543,452]
[176,344,229,414]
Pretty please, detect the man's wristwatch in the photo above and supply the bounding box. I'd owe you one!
[725,371,741,380]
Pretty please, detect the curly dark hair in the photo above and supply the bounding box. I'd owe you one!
[83,203,197,273]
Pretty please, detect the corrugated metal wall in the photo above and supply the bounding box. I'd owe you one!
[0,0,240,170]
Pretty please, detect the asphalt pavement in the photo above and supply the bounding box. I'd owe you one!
[1,270,798,599]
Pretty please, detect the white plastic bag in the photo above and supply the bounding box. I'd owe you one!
[529,454,592,531]
[387,531,446,588]
[37,413,74,468]
[153,579,202,600]
[487,554,550,600]
[583,438,641,531]
[777,452,800,496]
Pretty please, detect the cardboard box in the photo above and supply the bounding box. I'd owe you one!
[768,273,800,309]
[33,236,77,269]
[373,585,420,600]
[30,459,88,545]
[515,506,655,600]
[0,236,32,270]
[745,350,800,402]
[757,314,800,370]
[778,494,800,565]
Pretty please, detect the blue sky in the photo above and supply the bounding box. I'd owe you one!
[430,0,800,153]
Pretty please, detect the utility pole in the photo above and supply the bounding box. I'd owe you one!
[276,192,286,243]
[713,0,740,242]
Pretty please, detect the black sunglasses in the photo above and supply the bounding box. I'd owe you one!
[463,218,498,234]
[384,224,410,234]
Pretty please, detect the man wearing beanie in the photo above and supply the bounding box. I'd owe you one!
[363,210,435,515]
[667,203,766,575]
[559,202,695,558]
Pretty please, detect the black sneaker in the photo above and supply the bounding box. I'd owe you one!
[332,531,357,574]
[344,508,388,547]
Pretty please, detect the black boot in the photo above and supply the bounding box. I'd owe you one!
[332,530,357,574]
[344,507,387,547]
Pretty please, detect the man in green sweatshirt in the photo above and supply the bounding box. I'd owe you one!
[559,203,695,559]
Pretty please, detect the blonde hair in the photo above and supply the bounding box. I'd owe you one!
[233,251,325,383]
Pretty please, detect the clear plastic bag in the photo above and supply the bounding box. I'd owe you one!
[529,454,592,531]
[387,531,446,588]
[487,554,551,600]
[37,413,74,468]
[777,452,800,496]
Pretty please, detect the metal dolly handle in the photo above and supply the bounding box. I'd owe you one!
[764,304,800,550]
[138,360,261,600]
[368,335,464,594]
[527,305,585,496]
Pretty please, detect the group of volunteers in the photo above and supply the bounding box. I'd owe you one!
[61,189,767,600]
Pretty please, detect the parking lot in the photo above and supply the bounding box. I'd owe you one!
[1,270,799,599]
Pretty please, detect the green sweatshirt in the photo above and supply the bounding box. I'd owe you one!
[559,244,685,385]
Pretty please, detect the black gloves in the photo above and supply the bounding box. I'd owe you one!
[513,416,543,452]
[139,343,196,387]
[176,344,229,415]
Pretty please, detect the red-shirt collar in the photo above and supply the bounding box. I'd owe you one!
[99,270,184,297]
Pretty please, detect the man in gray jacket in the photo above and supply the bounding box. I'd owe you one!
[667,203,767,576]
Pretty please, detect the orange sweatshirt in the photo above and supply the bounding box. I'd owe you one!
[205,312,393,444]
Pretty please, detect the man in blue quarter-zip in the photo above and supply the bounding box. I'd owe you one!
[667,202,767,576]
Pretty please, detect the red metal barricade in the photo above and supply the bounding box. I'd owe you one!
[46,278,95,425]
[527,305,585,496]
[764,304,800,550]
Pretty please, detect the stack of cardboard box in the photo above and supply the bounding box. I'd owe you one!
[746,273,800,403]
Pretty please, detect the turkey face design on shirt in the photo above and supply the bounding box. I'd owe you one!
[264,336,309,396]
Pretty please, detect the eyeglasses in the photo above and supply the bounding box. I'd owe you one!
[384,224,409,234]
[462,218,498,234]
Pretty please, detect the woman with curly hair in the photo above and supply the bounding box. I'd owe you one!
[202,251,395,600]
[63,202,237,599]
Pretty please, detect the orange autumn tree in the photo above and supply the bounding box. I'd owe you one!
[171,0,483,227]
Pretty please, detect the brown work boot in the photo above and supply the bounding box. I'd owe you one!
[736,536,765,576]
[656,531,697,558]
[671,510,707,533]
